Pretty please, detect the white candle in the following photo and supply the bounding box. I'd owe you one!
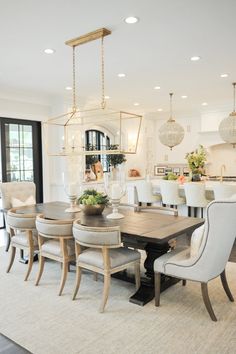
[111,183,122,200]
[68,183,77,196]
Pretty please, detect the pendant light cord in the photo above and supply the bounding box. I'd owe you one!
[101,36,105,109]
[72,46,76,112]
[233,82,236,113]
[168,92,174,121]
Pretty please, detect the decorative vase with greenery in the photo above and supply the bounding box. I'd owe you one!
[185,145,207,181]
[163,172,178,181]
[77,189,109,215]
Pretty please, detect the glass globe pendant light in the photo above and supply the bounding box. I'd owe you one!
[219,82,236,148]
[158,92,184,150]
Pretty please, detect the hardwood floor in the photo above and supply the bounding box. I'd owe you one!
[0,333,31,354]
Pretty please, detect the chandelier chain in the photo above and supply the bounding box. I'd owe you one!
[169,92,173,121]
[72,46,76,111]
[101,36,105,109]
[233,82,236,113]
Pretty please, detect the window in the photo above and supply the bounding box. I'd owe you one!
[85,130,110,172]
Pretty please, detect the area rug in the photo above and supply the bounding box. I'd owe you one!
[0,247,236,354]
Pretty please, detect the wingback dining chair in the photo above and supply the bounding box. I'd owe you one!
[35,215,75,296]
[154,199,236,321]
[6,208,38,281]
[72,222,141,312]
[0,182,36,251]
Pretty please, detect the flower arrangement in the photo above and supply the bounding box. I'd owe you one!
[163,172,178,181]
[185,145,207,175]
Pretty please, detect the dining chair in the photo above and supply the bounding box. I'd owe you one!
[135,181,162,205]
[0,182,36,251]
[213,183,236,200]
[159,180,185,208]
[6,208,38,281]
[184,182,211,217]
[35,215,75,296]
[154,199,236,321]
[72,222,141,312]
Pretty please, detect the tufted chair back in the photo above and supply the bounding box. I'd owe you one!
[0,182,36,210]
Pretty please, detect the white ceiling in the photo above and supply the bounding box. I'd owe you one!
[0,0,236,118]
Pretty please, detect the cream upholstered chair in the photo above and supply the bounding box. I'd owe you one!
[159,180,185,208]
[72,221,141,312]
[0,182,36,251]
[213,184,236,200]
[6,208,38,280]
[135,181,161,205]
[184,182,211,217]
[154,199,236,321]
[35,215,75,296]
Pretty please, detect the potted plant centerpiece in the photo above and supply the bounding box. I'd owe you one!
[185,145,207,181]
[78,189,109,215]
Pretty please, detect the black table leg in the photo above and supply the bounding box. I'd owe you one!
[129,241,180,306]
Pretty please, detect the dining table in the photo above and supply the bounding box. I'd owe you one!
[13,201,204,306]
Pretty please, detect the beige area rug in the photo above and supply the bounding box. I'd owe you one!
[0,248,236,354]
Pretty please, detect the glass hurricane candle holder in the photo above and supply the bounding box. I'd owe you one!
[62,172,81,213]
[104,165,126,219]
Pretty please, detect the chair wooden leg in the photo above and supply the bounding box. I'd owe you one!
[24,250,34,281]
[72,266,82,300]
[188,206,191,217]
[134,262,141,290]
[182,279,187,286]
[6,246,16,273]
[99,274,110,313]
[220,270,234,302]
[194,207,197,217]
[58,261,68,296]
[35,256,45,286]
[201,283,217,321]
[154,272,161,307]
[5,232,11,252]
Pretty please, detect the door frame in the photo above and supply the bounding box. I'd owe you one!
[0,117,43,202]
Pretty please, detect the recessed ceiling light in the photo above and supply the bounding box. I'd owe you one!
[202,102,208,106]
[190,56,201,61]
[157,108,163,112]
[133,102,140,106]
[124,16,139,24]
[220,73,228,78]
[65,86,72,90]
[44,48,55,54]
[105,95,110,99]
[154,86,161,90]
[181,95,188,99]
[118,73,126,78]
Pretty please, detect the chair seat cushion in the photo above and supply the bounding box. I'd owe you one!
[12,230,38,248]
[154,246,190,273]
[78,247,140,269]
[41,239,75,257]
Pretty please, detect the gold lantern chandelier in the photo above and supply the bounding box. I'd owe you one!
[158,92,185,150]
[43,28,142,157]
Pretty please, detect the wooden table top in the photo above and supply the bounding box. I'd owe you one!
[13,201,204,244]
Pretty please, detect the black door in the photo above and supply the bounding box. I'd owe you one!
[0,117,43,202]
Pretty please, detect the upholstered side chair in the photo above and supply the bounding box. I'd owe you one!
[35,215,75,296]
[72,222,141,312]
[159,180,185,209]
[135,181,162,205]
[154,199,236,321]
[0,182,36,251]
[6,208,38,281]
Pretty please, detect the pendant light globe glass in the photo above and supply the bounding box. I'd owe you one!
[219,83,236,148]
[158,93,185,150]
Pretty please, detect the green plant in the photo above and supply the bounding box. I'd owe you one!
[185,145,207,174]
[107,144,126,168]
[78,189,109,206]
[163,172,178,181]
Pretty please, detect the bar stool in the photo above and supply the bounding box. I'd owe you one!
[184,183,211,218]
[213,184,236,200]
[135,181,162,206]
[159,180,185,209]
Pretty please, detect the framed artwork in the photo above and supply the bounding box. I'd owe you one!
[173,167,180,175]
[165,167,173,174]
[154,166,166,176]
[183,167,190,176]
